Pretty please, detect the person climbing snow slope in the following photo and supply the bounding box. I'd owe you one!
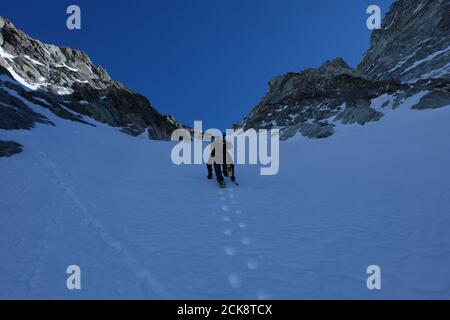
[207,134,237,188]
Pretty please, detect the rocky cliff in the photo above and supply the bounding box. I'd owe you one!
[238,0,450,140]
[358,0,450,82]
[0,16,182,143]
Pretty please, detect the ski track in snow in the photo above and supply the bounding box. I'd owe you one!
[24,148,63,291]
[24,134,169,299]
[16,131,66,293]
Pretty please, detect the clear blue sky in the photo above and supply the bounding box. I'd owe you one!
[2,0,394,130]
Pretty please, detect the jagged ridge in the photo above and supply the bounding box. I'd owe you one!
[238,0,450,140]
[0,16,183,140]
[358,0,450,82]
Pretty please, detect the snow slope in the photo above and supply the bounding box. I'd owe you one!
[1,96,450,299]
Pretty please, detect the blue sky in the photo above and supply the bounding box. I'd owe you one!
[2,0,394,130]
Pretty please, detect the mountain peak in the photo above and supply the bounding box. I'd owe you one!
[0,16,14,29]
[238,0,449,141]
[0,17,182,140]
[358,0,450,82]
[311,57,362,79]
[319,57,351,71]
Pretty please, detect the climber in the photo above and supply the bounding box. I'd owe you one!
[207,134,237,188]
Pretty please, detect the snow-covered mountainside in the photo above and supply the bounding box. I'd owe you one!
[238,0,450,140]
[1,0,450,300]
[0,16,182,148]
[1,87,450,299]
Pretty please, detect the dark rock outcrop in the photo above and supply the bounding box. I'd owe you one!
[413,89,450,110]
[0,78,53,130]
[0,141,23,157]
[237,58,402,140]
[334,99,384,125]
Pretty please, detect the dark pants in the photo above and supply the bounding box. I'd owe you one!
[207,163,225,182]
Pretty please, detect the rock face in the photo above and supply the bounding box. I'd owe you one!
[358,0,450,83]
[237,58,402,140]
[0,140,23,157]
[238,0,450,140]
[0,75,54,130]
[0,16,182,140]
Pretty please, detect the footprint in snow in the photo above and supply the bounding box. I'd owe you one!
[224,229,233,236]
[223,216,231,222]
[224,246,236,257]
[228,274,242,289]
[221,205,229,212]
[238,222,247,229]
[257,292,272,300]
[241,237,251,245]
[246,260,259,270]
